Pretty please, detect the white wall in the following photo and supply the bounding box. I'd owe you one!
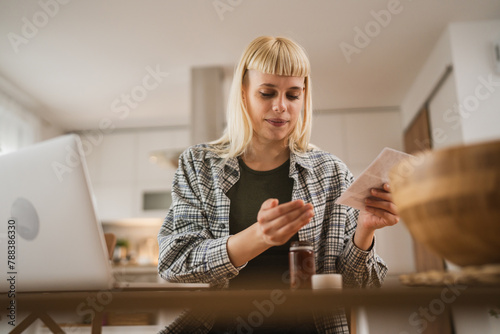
[453,306,500,334]
[449,20,500,144]
[400,28,453,131]
[402,19,500,145]
[0,92,38,153]
[0,74,64,150]
[428,71,464,150]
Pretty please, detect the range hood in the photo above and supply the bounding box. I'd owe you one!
[149,66,231,168]
[190,66,228,145]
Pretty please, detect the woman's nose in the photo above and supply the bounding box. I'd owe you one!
[272,95,286,113]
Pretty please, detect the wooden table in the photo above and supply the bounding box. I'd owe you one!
[3,284,500,333]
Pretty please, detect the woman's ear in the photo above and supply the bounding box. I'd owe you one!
[241,70,249,101]
[241,87,246,101]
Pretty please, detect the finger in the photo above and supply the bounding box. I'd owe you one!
[366,206,400,226]
[258,199,306,222]
[277,207,314,234]
[261,198,303,212]
[263,208,314,244]
[260,198,279,210]
[368,187,393,202]
[365,197,398,216]
[272,203,313,228]
[260,203,313,234]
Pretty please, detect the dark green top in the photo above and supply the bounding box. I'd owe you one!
[226,157,298,289]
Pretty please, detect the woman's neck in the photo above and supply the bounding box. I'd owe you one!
[242,140,290,171]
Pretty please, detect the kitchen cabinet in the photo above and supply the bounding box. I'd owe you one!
[311,109,403,177]
[82,128,190,223]
[344,111,403,170]
[309,112,345,161]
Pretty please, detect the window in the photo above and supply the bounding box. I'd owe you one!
[0,92,38,155]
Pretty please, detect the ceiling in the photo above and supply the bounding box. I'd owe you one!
[0,0,499,131]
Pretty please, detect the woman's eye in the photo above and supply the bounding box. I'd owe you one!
[259,92,300,100]
[259,92,275,98]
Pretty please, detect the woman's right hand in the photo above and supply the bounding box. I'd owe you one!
[227,198,314,267]
[256,198,314,246]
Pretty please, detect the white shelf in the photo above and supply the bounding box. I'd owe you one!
[113,265,158,275]
[101,217,164,227]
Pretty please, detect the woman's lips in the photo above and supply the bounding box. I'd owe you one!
[266,118,288,127]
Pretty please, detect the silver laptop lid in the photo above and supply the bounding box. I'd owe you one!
[0,134,113,292]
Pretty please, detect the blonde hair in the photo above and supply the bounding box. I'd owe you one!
[211,36,313,158]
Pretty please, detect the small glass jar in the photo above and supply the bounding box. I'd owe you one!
[289,241,316,290]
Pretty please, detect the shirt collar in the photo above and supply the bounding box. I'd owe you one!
[290,149,314,172]
[215,148,315,182]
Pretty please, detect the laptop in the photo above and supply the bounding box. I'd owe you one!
[0,134,208,292]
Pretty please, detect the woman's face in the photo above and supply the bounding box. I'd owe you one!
[242,70,305,147]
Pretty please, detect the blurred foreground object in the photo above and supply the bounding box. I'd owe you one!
[389,140,500,267]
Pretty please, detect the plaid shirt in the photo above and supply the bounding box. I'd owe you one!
[158,144,388,333]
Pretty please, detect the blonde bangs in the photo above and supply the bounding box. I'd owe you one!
[246,37,310,78]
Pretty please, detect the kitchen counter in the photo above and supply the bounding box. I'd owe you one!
[11,285,498,312]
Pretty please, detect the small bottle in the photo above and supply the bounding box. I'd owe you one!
[289,241,316,290]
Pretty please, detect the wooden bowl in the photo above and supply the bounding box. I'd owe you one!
[389,140,500,267]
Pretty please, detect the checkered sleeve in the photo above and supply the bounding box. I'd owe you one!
[157,148,240,288]
[335,171,388,288]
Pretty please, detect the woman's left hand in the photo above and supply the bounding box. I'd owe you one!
[358,183,400,231]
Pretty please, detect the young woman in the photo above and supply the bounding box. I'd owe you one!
[158,36,399,333]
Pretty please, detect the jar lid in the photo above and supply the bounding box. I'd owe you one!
[290,241,313,251]
[312,274,343,290]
